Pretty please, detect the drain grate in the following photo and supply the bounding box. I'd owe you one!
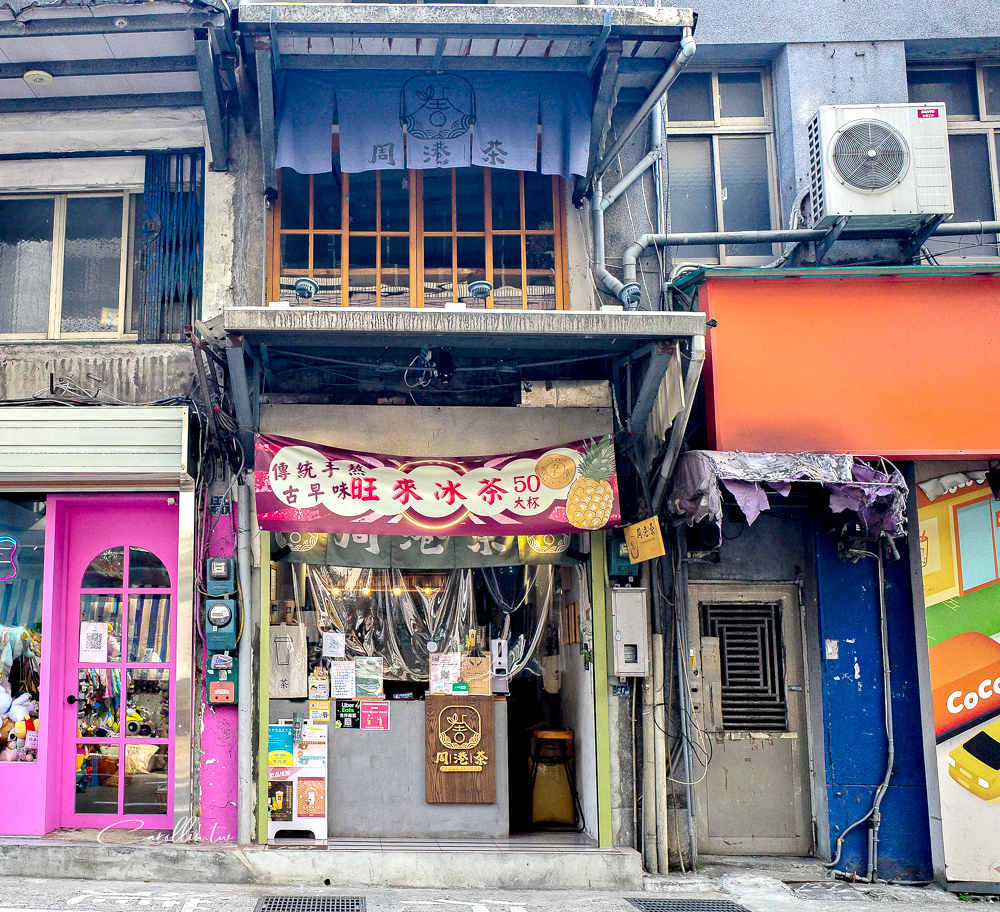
[626,901,751,912]
[255,898,366,912]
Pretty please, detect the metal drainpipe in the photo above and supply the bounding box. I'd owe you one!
[622,222,1000,285]
[650,335,706,515]
[236,481,254,845]
[595,29,696,180]
[591,34,694,308]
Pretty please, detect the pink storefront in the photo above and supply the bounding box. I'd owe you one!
[0,407,198,837]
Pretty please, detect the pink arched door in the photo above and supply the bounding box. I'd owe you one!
[56,495,179,831]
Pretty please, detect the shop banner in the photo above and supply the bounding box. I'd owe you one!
[918,468,1000,884]
[255,434,620,537]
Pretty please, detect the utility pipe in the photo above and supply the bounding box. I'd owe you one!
[622,221,1000,284]
[652,631,669,874]
[595,28,696,180]
[642,651,658,872]
[651,335,706,515]
[601,149,661,210]
[236,481,255,845]
[592,100,666,307]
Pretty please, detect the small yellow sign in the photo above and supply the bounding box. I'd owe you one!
[623,517,665,563]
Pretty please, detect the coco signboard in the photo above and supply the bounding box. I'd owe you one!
[919,473,1000,884]
[254,433,620,536]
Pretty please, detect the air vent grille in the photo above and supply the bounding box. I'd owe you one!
[701,602,787,732]
[807,115,823,226]
[831,121,909,191]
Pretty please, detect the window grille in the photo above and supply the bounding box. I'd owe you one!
[138,152,204,342]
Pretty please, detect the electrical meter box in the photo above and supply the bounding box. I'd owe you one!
[207,653,238,704]
[609,587,650,677]
[206,557,235,596]
[607,532,640,578]
[205,598,237,651]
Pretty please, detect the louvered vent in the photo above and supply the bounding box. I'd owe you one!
[807,115,823,227]
[831,121,909,191]
[701,602,787,731]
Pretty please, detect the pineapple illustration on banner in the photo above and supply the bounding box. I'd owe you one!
[254,434,620,537]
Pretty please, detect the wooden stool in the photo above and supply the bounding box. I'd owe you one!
[529,728,585,831]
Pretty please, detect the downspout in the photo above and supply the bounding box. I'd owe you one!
[595,29,696,181]
[236,481,255,845]
[591,31,695,309]
[651,334,706,515]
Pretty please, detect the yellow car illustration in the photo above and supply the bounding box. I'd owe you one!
[949,719,1000,801]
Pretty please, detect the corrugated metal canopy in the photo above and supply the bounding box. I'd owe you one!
[238,3,694,72]
[0,405,191,489]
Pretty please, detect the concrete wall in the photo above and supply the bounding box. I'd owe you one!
[591,0,1000,288]
[260,404,613,456]
[0,107,206,156]
[0,343,196,402]
[202,108,268,318]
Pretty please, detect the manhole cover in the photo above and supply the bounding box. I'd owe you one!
[255,899,366,912]
[626,902,751,912]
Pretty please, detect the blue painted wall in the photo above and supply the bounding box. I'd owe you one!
[815,527,932,882]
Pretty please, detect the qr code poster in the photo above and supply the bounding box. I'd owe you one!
[79,621,109,664]
[297,777,326,818]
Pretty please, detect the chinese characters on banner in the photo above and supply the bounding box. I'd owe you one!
[255,434,620,537]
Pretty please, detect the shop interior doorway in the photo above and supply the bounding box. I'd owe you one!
[266,532,598,843]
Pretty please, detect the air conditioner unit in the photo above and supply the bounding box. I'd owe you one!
[807,103,954,231]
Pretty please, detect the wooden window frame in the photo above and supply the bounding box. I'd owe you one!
[270,159,568,310]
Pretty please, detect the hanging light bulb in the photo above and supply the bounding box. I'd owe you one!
[393,587,402,596]
[332,587,341,595]
[424,586,432,595]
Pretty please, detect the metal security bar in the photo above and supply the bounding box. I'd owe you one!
[138,152,204,342]
[700,602,787,731]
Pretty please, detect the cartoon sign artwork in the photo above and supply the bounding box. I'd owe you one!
[254,434,620,537]
[918,469,1000,883]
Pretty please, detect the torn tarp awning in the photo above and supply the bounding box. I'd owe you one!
[666,451,908,535]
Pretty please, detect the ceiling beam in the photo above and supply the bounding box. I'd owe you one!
[586,38,622,181]
[0,12,223,39]
[254,37,278,200]
[194,28,229,171]
[0,92,203,114]
[283,54,586,73]
[0,56,196,79]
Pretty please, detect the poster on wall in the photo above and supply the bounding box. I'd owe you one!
[255,434,620,537]
[918,468,1000,884]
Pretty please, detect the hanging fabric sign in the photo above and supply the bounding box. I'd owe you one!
[255,433,620,536]
[275,70,590,178]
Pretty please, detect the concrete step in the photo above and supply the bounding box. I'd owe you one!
[0,840,644,890]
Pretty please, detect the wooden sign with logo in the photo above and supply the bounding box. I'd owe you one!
[623,516,666,563]
[425,694,496,804]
